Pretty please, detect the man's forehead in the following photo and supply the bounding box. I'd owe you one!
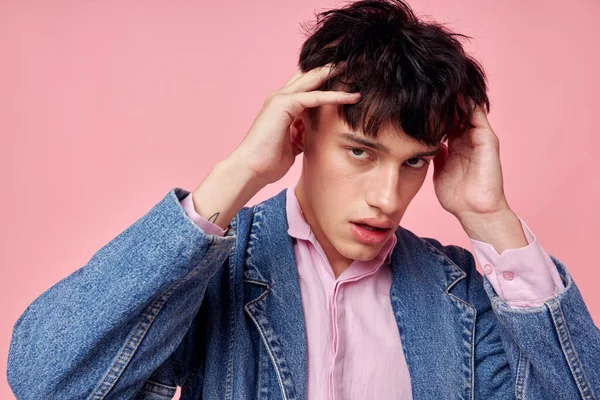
[321,104,441,153]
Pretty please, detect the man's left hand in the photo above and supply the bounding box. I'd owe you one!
[431,104,528,252]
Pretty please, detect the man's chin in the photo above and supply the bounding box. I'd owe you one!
[337,242,381,263]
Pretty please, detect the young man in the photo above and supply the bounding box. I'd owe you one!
[7,0,600,399]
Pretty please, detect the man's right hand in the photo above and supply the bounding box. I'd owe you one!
[190,64,361,230]
[230,63,361,187]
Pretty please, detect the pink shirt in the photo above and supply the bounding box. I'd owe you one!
[180,184,565,400]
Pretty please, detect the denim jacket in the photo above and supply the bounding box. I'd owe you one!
[7,188,600,399]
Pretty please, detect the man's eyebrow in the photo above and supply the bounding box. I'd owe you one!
[341,133,390,153]
[341,133,442,158]
[411,148,442,158]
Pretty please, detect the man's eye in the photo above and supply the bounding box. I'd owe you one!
[349,148,369,159]
[405,158,429,168]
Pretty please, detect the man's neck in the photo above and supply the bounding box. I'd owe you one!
[293,179,353,278]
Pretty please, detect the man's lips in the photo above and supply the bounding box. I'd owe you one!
[351,218,395,230]
[349,220,392,245]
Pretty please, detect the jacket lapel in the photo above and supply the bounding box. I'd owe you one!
[241,189,308,400]
[389,228,476,400]
[238,189,476,400]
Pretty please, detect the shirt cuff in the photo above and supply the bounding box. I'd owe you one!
[469,216,565,309]
[180,193,226,237]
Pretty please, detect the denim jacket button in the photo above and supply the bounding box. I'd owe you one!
[502,271,515,281]
[483,264,493,274]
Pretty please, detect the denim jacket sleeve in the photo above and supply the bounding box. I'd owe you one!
[461,247,600,399]
[7,188,236,400]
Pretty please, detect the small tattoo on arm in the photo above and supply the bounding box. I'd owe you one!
[208,212,220,224]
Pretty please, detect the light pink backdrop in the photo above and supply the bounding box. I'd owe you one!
[1,1,598,398]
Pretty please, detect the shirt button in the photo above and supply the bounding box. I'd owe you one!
[502,271,515,281]
[483,264,493,274]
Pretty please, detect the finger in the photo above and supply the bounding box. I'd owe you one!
[470,104,491,129]
[284,90,360,115]
[294,90,360,108]
[282,69,303,88]
[280,63,346,94]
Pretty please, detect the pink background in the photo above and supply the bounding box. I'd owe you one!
[1,1,598,398]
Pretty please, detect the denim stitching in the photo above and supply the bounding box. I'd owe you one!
[444,252,474,400]
[547,298,596,399]
[460,248,476,400]
[243,280,290,400]
[141,380,177,397]
[180,367,199,397]
[522,357,530,399]
[437,247,472,400]
[224,215,239,400]
[258,338,264,400]
[88,238,217,399]
[514,352,522,399]
[421,241,466,285]
[445,290,476,400]
[469,308,476,400]
[514,352,529,400]
[89,284,179,399]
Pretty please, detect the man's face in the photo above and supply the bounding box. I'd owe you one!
[294,104,441,268]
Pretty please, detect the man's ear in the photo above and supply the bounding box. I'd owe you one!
[290,115,306,152]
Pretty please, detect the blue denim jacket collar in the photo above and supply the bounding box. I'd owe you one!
[237,188,474,400]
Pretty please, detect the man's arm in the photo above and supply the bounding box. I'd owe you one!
[463,247,600,399]
[468,215,564,308]
[7,188,236,399]
[7,64,360,399]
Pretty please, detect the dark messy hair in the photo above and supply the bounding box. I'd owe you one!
[298,0,489,147]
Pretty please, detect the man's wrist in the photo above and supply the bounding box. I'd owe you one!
[457,208,529,255]
[191,156,265,230]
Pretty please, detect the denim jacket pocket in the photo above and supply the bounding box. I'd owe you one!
[132,380,177,399]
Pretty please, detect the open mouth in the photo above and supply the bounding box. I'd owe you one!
[353,222,389,232]
[350,222,391,245]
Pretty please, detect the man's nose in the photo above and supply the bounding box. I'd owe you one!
[365,171,401,215]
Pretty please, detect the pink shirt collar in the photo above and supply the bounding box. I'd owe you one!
[285,180,397,271]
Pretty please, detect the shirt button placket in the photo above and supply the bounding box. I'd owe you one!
[329,281,342,400]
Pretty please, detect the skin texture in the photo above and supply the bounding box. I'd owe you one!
[192,65,528,279]
[191,65,362,231]
[292,102,529,279]
[292,104,441,277]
